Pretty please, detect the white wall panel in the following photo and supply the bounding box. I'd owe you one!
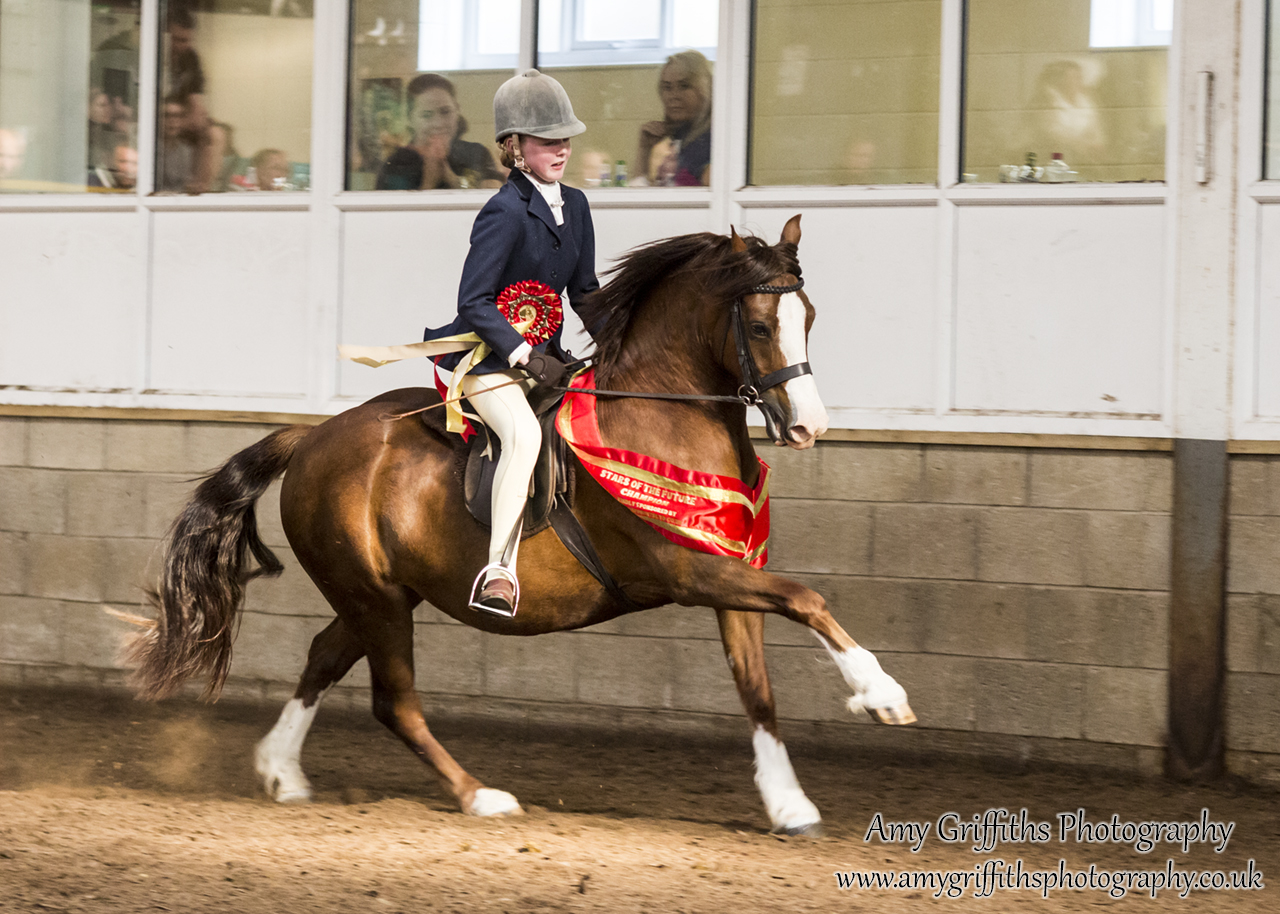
[955,205,1165,417]
[740,206,938,415]
[337,209,479,399]
[586,207,713,353]
[591,208,713,265]
[0,211,144,390]
[149,211,310,396]
[1253,204,1280,418]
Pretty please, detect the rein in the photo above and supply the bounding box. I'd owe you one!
[382,279,814,426]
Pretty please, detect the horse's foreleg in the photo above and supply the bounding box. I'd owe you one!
[683,564,915,726]
[717,610,822,836]
[362,608,521,817]
[256,617,365,802]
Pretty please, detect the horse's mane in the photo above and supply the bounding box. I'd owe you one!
[578,231,801,374]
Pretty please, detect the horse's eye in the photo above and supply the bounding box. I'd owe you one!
[749,322,770,339]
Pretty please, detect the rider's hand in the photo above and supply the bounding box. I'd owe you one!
[523,351,567,389]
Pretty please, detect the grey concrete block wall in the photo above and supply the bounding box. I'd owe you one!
[762,442,1172,765]
[5,415,1274,780]
[1227,456,1280,776]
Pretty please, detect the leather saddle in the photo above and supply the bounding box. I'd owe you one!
[425,383,637,610]
[457,386,574,536]
[416,381,636,609]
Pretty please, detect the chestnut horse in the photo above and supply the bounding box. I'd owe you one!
[124,216,914,835]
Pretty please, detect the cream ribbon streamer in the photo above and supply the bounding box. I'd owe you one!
[339,317,534,434]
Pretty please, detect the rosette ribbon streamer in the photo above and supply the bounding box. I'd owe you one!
[338,281,563,434]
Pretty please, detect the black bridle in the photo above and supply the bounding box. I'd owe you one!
[559,278,813,429]
[728,278,812,407]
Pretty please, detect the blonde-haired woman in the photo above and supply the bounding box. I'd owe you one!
[636,49,712,186]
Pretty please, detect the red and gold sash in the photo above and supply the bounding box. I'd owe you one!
[556,369,771,568]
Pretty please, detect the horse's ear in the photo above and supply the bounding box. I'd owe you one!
[730,227,748,253]
[780,214,802,247]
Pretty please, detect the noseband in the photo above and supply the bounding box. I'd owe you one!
[729,278,812,407]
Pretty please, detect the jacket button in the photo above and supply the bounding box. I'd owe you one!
[551,270,559,279]
[553,240,561,250]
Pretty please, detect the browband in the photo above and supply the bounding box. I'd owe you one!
[750,278,804,296]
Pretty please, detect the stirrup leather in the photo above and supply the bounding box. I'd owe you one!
[468,563,520,617]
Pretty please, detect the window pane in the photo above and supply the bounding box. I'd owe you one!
[672,0,718,49]
[1090,0,1172,48]
[964,0,1168,184]
[350,0,509,191]
[580,0,660,44]
[750,0,941,186]
[475,0,520,56]
[157,2,313,194]
[0,0,141,194]
[540,1,718,188]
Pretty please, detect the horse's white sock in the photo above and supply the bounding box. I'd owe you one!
[255,695,323,802]
[752,726,821,832]
[814,636,909,713]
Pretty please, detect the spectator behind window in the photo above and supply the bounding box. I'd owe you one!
[89,143,138,191]
[167,6,209,136]
[157,93,227,195]
[1022,59,1105,167]
[206,120,239,192]
[635,50,713,187]
[158,96,199,193]
[252,148,292,190]
[88,88,127,170]
[376,73,505,190]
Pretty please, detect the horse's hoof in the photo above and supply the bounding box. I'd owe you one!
[762,789,822,837]
[775,821,824,838]
[466,788,523,817]
[260,771,313,804]
[255,745,315,803]
[864,700,917,726]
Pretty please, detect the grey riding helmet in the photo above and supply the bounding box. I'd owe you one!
[493,69,586,141]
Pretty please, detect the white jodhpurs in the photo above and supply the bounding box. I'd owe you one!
[459,369,541,574]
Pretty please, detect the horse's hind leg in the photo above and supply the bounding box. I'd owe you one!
[256,617,365,802]
[717,610,822,836]
[359,601,521,817]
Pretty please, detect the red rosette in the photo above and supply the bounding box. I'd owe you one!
[496,280,563,346]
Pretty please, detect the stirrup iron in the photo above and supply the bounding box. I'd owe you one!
[468,563,520,617]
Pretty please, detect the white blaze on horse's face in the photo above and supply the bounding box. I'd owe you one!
[775,291,829,449]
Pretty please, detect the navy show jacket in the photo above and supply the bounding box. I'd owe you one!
[426,168,599,374]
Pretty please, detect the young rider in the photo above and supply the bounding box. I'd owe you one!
[426,70,599,617]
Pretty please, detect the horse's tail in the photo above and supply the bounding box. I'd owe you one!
[123,425,313,701]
